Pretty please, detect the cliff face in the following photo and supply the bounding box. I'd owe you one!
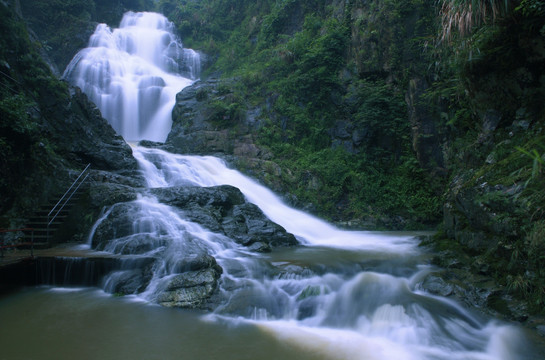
[17,0,154,72]
[436,8,545,318]
[0,0,136,227]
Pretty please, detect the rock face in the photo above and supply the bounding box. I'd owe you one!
[150,185,298,249]
[166,79,267,158]
[406,77,446,176]
[0,1,138,222]
[61,88,138,172]
[153,254,223,309]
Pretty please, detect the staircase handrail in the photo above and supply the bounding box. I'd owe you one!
[47,163,91,228]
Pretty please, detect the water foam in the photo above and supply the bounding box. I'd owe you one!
[63,12,198,142]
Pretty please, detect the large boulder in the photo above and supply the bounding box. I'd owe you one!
[155,261,223,309]
[221,202,298,248]
[103,257,156,295]
[151,185,298,249]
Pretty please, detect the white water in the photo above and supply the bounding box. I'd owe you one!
[62,11,536,360]
[127,146,532,360]
[63,11,198,142]
[132,147,417,253]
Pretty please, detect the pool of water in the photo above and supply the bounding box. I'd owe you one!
[0,287,333,360]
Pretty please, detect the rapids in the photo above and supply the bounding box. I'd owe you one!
[57,11,540,360]
[125,145,535,360]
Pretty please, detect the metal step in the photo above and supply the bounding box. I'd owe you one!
[18,163,91,249]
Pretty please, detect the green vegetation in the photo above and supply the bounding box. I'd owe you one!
[0,1,60,215]
[427,0,545,314]
[439,0,512,41]
[19,0,154,70]
[158,0,443,228]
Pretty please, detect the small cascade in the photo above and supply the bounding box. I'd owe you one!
[63,11,198,142]
[36,257,115,287]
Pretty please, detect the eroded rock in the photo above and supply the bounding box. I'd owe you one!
[156,266,222,308]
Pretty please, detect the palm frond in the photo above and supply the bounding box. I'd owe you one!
[439,0,513,42]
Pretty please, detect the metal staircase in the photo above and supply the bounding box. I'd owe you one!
[23,164,91,248]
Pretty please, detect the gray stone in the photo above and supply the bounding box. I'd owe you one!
[107,268,153,295]
[247,241,272,253]
[421,275,453,297]
[166,268,220,290]
[156,267,222,308]
[151,185,298,249]
[168,254,221,273]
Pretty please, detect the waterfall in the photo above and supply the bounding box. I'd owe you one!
[63,11,198,142]
[63,11,534,360]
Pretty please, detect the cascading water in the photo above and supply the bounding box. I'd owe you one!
[125,146,533,360]
[62,11,536,360]
[63,11,198,142]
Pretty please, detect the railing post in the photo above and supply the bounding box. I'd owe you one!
[31,229,34,257]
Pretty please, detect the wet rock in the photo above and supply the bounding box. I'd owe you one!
[151,185,298,249]
[151,185,245,211]
[166,268,218,290]
[106,234,169,255]
[421,274,453,297]
[61,88,138,171]
[297,297,319,320]
[156,267,222,308]
[296,284,323,320]
[106,266,153,295]
[277,265,314,279]
[89,183,140,210]
[167,254,223,274]
[165,78,270,160]
[247,242,272,253]
[91,202,172,251]
[222,202,298,248]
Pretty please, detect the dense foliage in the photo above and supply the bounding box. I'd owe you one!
[0,1,67,216]
[157,0,443,228]
[429,0,545,313]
